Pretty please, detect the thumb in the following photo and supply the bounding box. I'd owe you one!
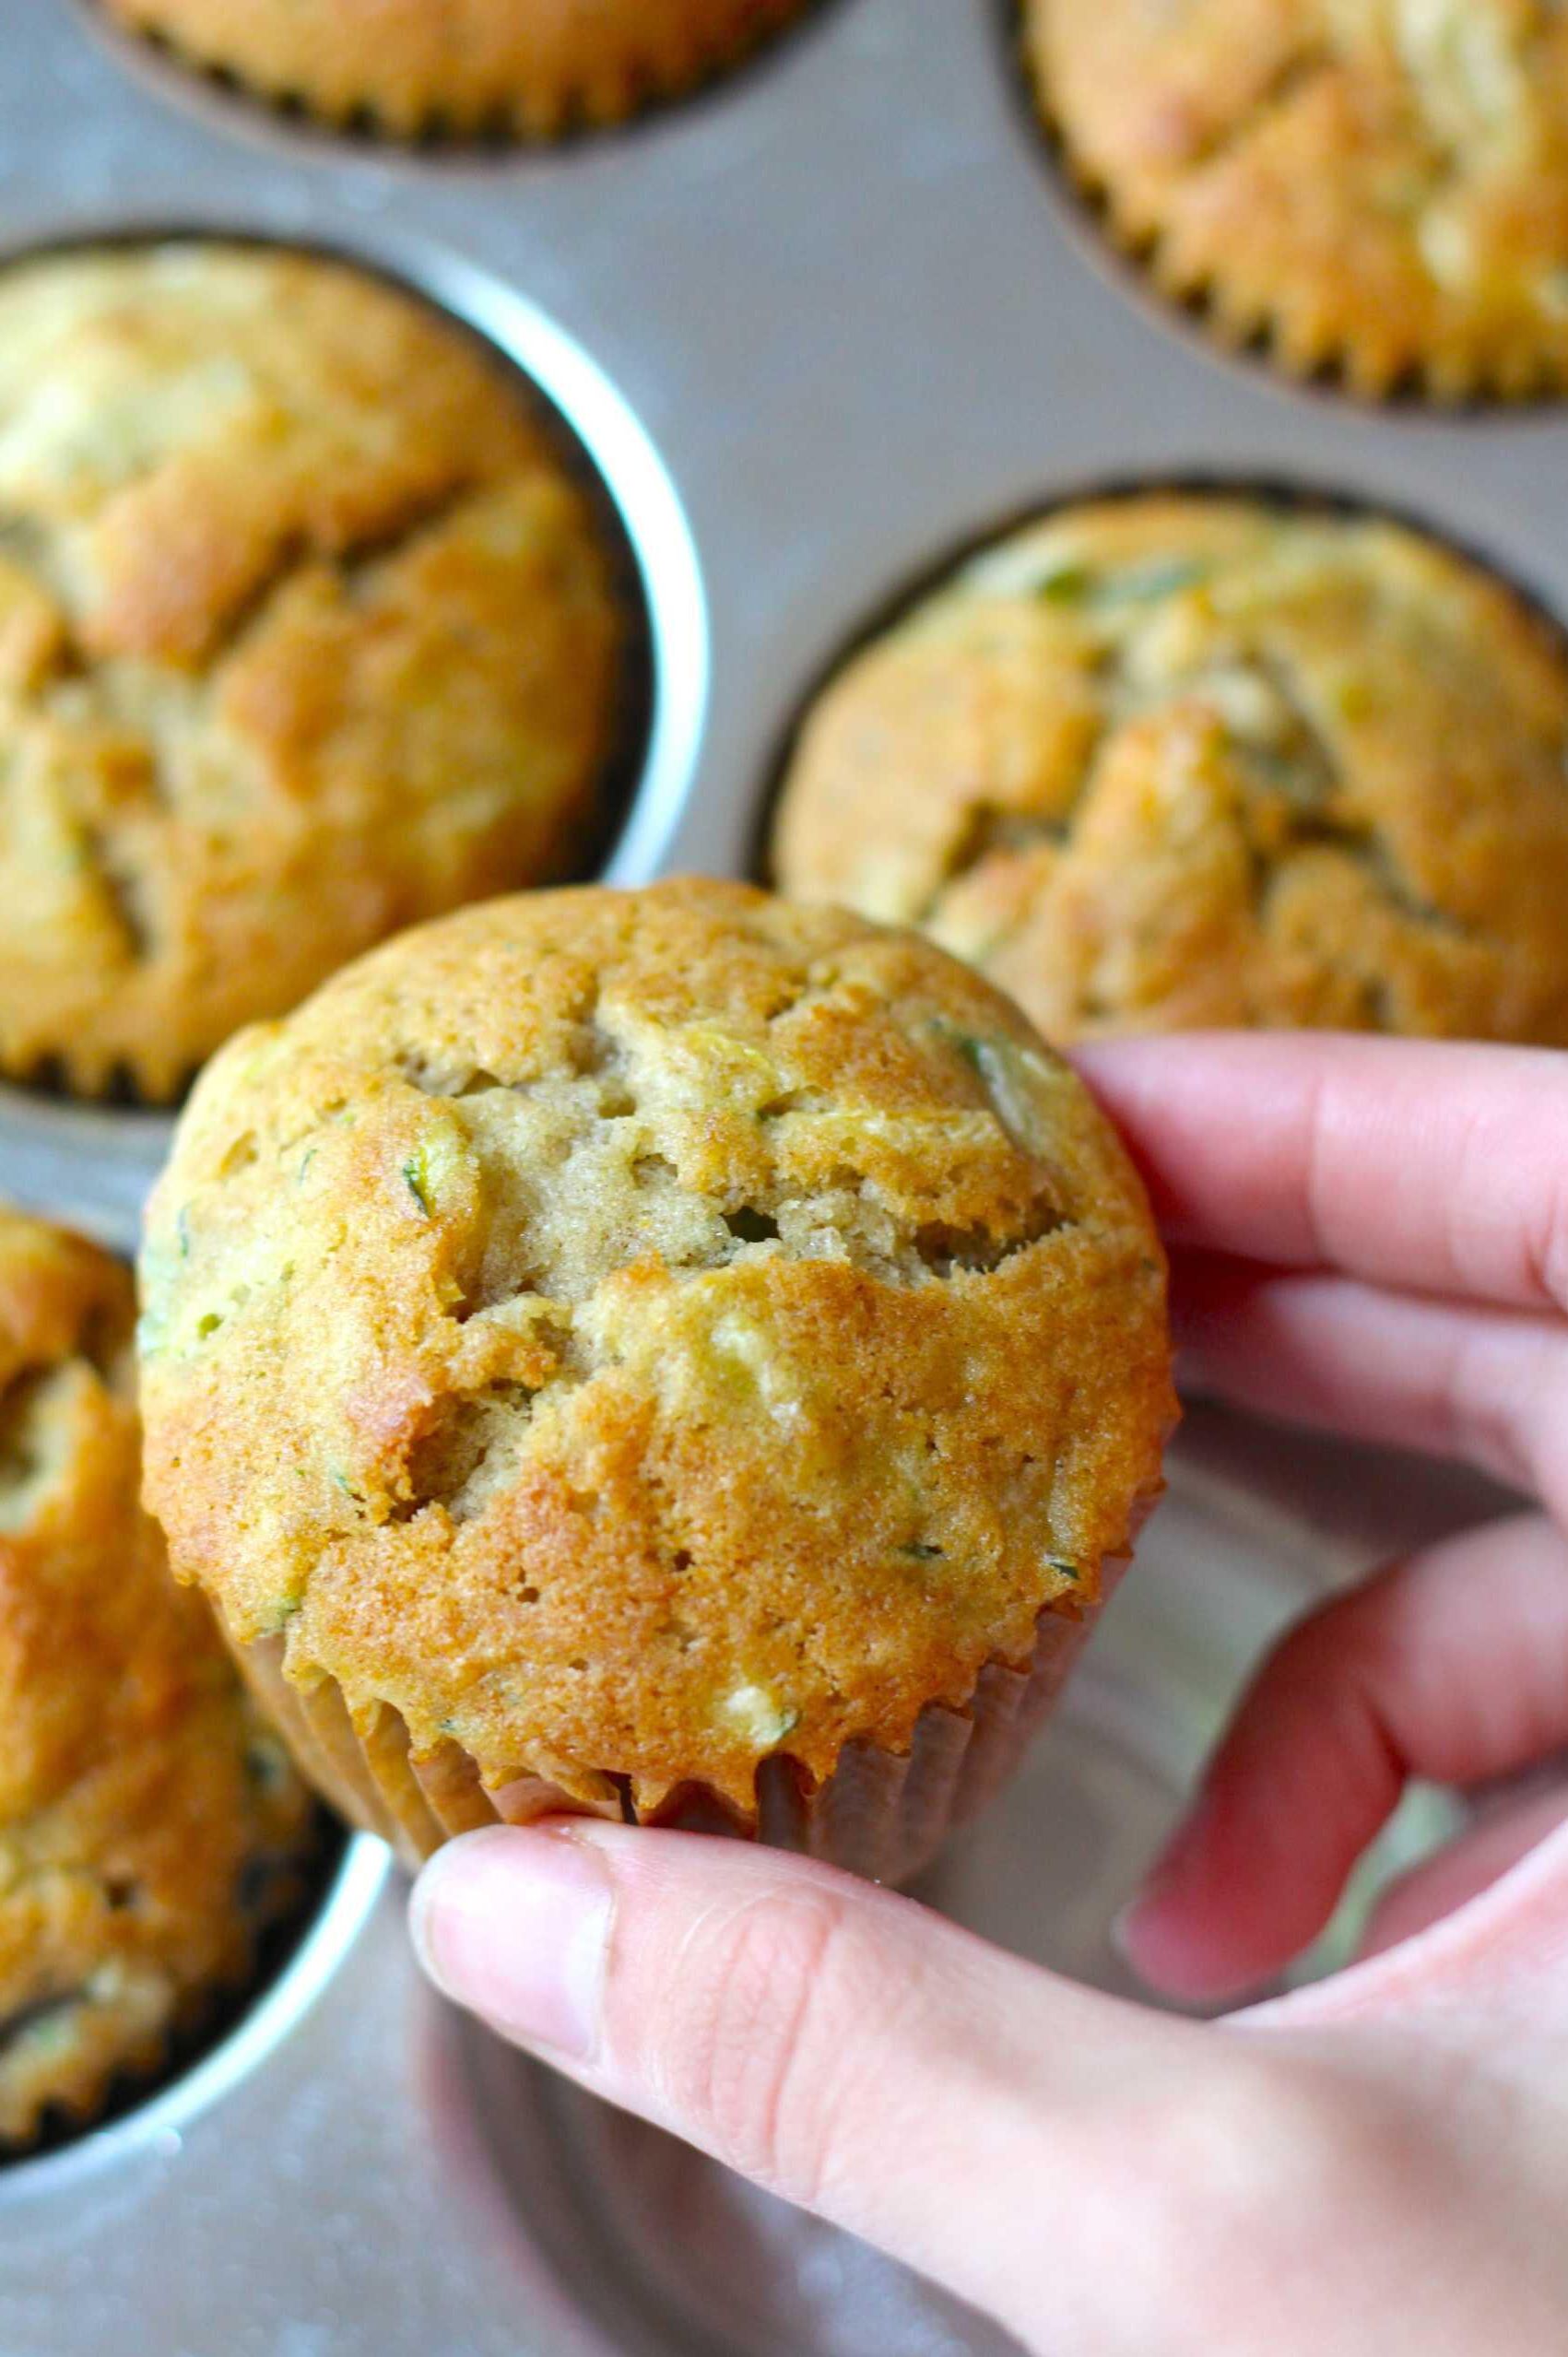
[409,1821,1219,2348]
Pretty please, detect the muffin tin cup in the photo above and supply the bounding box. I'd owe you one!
[224,1503,1155,1884]
[1032,136,1568,412]
[0,1824,334,2163]
[1008,4,1568,409]
[88,0,830,150]
[0,205,709,1232]
[0,1829,388,2198]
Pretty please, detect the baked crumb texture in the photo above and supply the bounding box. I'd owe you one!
[0,241,623,1102]
[773,495,1568,1044]
[1023,0,1568,400]
[139,880,1173,1868]
[0,1206,314,2150]
[100,0,819,139]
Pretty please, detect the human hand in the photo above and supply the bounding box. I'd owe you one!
[410,1037,1568,2356]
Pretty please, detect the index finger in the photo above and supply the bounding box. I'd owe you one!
[1075,1035,1568,1313]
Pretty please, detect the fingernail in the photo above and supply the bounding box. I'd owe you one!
[1113,1791,1210,1942]
[1112,1799,1245,1999]
[1109,1898,1154,1976]
[1111,1887,1185,1977]
[410,1826,613,2061]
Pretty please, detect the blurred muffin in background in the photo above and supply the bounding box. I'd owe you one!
[137,878,1173,1880]
[774,494,1568,1044]
[0,1205,315,2150]
[100,0,819,138]
[1022,0,1568,401]
[0,240,626,1101]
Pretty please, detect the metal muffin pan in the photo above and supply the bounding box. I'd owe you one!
[0,0,1552,2349]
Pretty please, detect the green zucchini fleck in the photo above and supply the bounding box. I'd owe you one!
[1033,561,1093,605]
[401,1156,431,1217]
[1096,558,1210,607]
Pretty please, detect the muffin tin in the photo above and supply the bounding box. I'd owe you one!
[0,1,1549,2350]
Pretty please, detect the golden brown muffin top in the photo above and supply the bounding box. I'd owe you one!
[773,496,1568,1045]
[101,0,816,137]
[0,241,622,1100]
[0,1206,313,2147]
[138,880,1173,1821]
[1025,0,1568,398]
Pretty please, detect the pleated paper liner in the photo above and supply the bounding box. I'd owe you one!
[96,0,822,147]
[1092,186,1567,407]
[233,1533,1147,1882]
[1015,36,1568,407]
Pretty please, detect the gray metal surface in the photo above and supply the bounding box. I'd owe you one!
[0,2,1553,2349]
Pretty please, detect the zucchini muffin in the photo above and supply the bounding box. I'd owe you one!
[100,0,818,139]
[773,495,1568,1044]
[0,1206,314,2149]
[137,879,1174,1878]
[0,241,624,1101]
[1023,0,1568,399]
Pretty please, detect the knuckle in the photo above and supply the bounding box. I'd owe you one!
[1521,1168,1568,1322]
[1445,1322,1562,1496]
[653,1884,874,2206]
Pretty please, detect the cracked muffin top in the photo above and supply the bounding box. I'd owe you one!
[137,879,1173,1821]
[0,1206,314,2147]
[100,0,818,138]
[772,496,1568,1044]
[1024,0,1568,399]
[0,241,624,1101]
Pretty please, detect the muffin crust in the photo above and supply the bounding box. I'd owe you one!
[0,1207,313,2148]
[0,242,623,1100]
[138,880,1173,1829]
[773,496,1568,1044]
[101,0,818,138]
[1024,0,1568,399]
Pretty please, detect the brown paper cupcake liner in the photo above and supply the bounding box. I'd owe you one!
[233,1503,1153,1881]
[1117,203,1563,406]
[100,1,820,146]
